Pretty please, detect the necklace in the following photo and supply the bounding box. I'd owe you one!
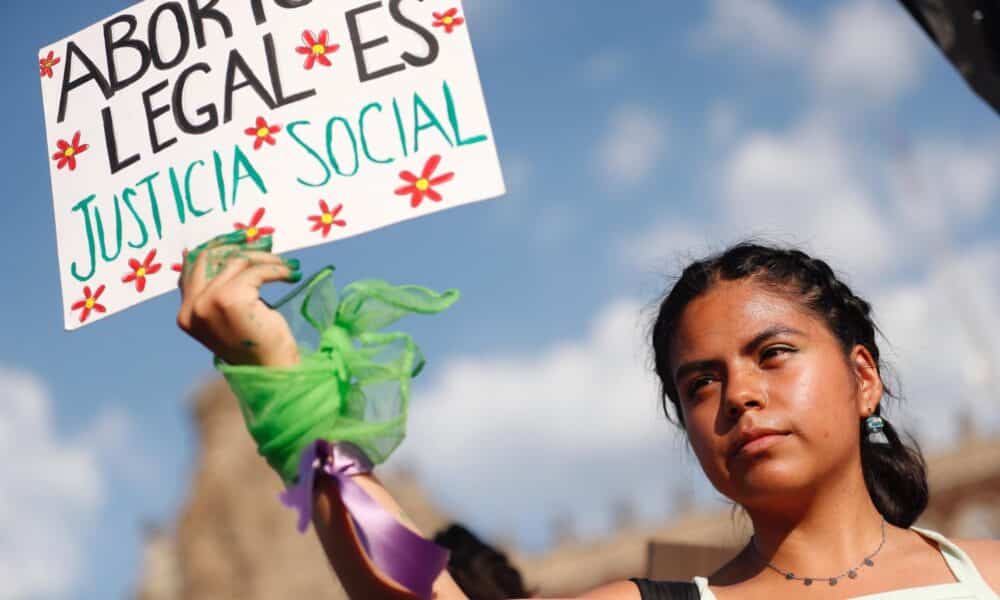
[749,518,886,587]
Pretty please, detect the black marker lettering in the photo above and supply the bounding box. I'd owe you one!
[173,63,218,134]
[102,106,141,173]
[57,42,112,123]
[188,0,233,48]
[142,80,177,153]
[104,14,151,92]
[346,2,405,82]
[389,0,439,67]
[148,2,191,70]
[223,47,277,123]
[262,33,315,107]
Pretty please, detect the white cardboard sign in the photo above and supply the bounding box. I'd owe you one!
[39,0,504,330]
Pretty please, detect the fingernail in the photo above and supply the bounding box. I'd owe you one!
[246,236,273,251]
[288,270,303,283]
[222,230,248,244]
[284,258,301,271]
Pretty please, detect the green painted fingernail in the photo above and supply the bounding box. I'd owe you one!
[246,236,273,251]
[223,230,248,243]
[284,258,300,270]
[288,270,302,283]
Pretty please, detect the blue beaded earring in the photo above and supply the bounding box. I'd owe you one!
[864,414,890,446]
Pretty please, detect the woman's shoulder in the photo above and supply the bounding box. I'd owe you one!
[950,537,1000,592]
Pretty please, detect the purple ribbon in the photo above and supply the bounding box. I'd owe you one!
[279,440,450,600]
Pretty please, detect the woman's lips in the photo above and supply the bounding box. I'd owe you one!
[736,433,789,457]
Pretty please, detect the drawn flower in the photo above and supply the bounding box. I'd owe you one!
[295,30,340,70]
[122,249,162,293]
[39,51,60,79]
[70,284,106,323]
[395,154,455,208]
[432,8,465,34]
[172,262,183,273]
[307,199,347,237]
[244,116,281,150]
[234,207,275,242]
[52,131,89,171]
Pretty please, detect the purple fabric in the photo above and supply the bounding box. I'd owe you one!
[280,440,450,600]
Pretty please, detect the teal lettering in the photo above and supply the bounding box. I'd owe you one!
[70,194,98,282]
[213,150,228,212]
[443,81,487,147]
[392,97,408,157]
[359,103,393,164]
[287,120,331,187]
[325,117,359,176]
[412,91,453,153]
[168,167,187,224]
[122,187,149,249]
[135,172,164,239]
[232,145,267,205]
[95,194,124,262]
[185,160,211,217]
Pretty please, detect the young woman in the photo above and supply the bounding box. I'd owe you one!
[177,241,1000,599]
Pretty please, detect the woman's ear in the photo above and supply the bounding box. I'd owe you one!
[850,345,883,417]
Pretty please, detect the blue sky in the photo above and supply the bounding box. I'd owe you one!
[3,0,1000,598]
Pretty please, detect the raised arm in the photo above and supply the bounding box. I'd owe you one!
[175,235,467,600]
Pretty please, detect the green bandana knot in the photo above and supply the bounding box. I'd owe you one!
[216,266,459,484]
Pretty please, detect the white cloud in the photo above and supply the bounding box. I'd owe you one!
[696,0,926,103]
[621,113,899,278]
[693,0,810,62]
[872,245,1000,447]
[397,300,695,548]
[888,138,1000,242]
[811,0,924,103]
[720,116,898,277]
[617,221,713,276]
[0,367,129,600]
[596,105,668,185]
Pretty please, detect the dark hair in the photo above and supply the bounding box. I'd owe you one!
[650,242,928,527]
[433,523,530,600]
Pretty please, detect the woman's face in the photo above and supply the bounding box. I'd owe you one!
[668,279,881,510]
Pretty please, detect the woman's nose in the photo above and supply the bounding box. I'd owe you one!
[724,368,766,418]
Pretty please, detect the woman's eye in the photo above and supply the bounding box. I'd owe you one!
[687,376,714,397]
[761,346,794,363]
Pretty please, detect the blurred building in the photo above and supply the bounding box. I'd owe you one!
[132,379,1000,599]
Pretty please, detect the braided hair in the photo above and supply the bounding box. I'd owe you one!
[650,242,928,527]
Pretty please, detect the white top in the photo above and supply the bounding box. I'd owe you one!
[693,527,998,599]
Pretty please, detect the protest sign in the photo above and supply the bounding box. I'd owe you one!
[38,0,504,330]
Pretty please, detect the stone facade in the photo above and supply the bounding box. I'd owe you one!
[132,378,1000,599]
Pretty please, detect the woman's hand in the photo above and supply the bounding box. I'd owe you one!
[176,231,302,367]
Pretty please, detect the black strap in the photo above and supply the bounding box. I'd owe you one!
[630,578,701,600]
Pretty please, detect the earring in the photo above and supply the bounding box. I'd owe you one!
[864,414,890,446]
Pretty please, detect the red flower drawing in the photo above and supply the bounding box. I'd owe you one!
[172,262,183,273]
[295,30,340,70]
[39,51,60,79]
[244,116,281,150]
[122,249,163,293]
[395,155,455,208]
[234,207,275,242]
[71,284,106,323]
[432,8,465,34]
[307,199,347,237]
[52,131,89,171]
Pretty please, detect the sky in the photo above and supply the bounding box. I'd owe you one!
[3,0,1000,598]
